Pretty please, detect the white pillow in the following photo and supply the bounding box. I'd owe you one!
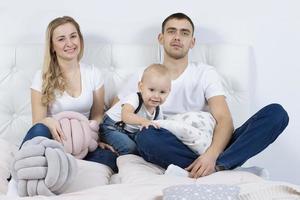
[116,155,263,186]
[0,139,17,194]
[64,159,113,193]
[116,155,195,185]
[155,111,215,154]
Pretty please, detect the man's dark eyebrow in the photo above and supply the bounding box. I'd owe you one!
[180,28,191,33]
[166,27,191,33]
[166,27,177,31]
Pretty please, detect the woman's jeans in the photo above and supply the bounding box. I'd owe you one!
[100,115,138,155]
[21,123,118,172]
[135,103,289,170]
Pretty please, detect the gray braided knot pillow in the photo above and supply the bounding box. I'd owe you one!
[11,136,77,196]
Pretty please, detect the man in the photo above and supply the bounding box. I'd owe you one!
[116,13,289,178]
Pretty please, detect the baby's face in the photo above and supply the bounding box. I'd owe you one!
[138,75,171,109]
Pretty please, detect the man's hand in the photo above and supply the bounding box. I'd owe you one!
[185,150,218,178]
[185,95,234,179]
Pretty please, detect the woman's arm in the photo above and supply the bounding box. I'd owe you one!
[110,96,120,107]
[31,89,65,142]
[92,86,117,153]
[90,85,105,124]
[31,89,47,124]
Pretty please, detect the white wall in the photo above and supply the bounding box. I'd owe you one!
[1,0,299,184]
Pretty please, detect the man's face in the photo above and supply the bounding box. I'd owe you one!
[159,19,195,60]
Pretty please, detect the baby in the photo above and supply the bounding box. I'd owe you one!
[100,64,171,155]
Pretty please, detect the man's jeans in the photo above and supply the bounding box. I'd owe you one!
[100,115,138,155]
[21,123,118,172]
[135,103,289,170]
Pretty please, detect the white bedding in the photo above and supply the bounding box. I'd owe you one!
[1,139,299,200]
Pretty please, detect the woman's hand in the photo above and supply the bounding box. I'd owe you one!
[41,117,66,143]
[98,141,118,155]
[89,119,99,131]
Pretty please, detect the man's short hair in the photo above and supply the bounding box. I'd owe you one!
[162,12,195,35]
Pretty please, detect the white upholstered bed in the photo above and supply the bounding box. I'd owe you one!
[0,43,299,199]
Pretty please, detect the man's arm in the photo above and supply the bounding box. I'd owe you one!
[186,95,234,178]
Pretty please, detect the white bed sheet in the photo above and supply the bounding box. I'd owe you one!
[1,140,300,200]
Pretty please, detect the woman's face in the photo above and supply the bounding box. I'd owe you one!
[52,23,81,62]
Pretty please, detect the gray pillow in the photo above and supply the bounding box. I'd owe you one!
[163,184,240,200]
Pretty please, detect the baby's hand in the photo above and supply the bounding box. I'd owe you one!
[140,120,160,130]
[98,141,118,155]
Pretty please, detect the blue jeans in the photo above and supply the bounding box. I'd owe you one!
[21,123,118,172]
[100,115,138,155]
[135,103,289,170]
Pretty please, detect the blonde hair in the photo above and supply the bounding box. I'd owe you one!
[41,16,84,106]
[141,64,170,82]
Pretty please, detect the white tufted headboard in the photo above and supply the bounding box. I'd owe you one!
[0,43,252,146]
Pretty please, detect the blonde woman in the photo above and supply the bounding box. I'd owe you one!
[22,16,117,171]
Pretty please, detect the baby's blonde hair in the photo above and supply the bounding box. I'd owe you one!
[141,64,170,82]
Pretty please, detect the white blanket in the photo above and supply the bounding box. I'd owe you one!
[1,140,300,200]
[156,111,215,154]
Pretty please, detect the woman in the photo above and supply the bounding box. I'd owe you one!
[23,16,117,171]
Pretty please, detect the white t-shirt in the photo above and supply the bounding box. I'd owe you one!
[106,93,163,133]
[31,63,104,118]
[118,62,225,117]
